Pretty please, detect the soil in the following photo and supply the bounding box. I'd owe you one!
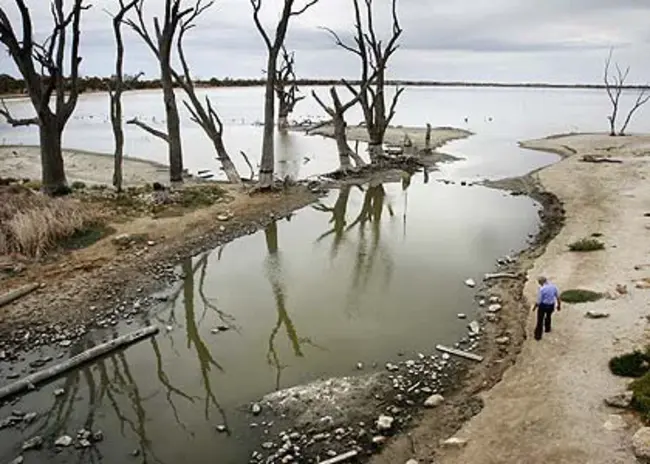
[371,133,650,464]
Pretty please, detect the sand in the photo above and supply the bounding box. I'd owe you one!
[430,133,650,464]
[0,145,170,187]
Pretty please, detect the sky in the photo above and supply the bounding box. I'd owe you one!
[1,0,649,84]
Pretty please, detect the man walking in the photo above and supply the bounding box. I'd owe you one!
[532,276,561,340]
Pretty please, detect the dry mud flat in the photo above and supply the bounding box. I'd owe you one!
[371,133,650,464]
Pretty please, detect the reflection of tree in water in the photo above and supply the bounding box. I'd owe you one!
[314,181,406,313]
[26,250,236,462]
[264,221,323,390]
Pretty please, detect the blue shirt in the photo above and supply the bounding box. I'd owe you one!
[537,282,559,306]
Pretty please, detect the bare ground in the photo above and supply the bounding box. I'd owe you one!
[372,133,650,464]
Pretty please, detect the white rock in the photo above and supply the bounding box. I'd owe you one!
[585,310,610,319]
[405,360,416,368]
[488,304,502,313]
[468,321,480,335]
[442,353,450,361]
[457,313,467,319]
[55,435,73,447]
[489,296,500,304]
[424,394,444,408]
[356,362,364,370]
[406,460,419,464]
[496,336,510,345]
[440,437,468,448]
[605,391,633,409]
[376,415,394,431]
[478,299,486,306]
[251,403,262,415]
[464,278,476,288]
[372,435,387,445]
[54,388,65,397]
[216,425,227,433]
[217,214,231,222]
[633,427,650,461]
[9,457,23,464]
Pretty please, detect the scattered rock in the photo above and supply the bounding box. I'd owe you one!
[376,415,394,431]
[468,321,480,336]
[633,427,650,462]
[406,460,418,464]
[603,414,627,431]
[604,391,633,409]
[372,436,387,445]
[8,457,23,464]
[424,394,444,408]
[457,313,467,319]
[251,403,262,416]
[487,304,502,313]
[92,430,104,442]
[22,412,37,423]
[489,296,500,304]
[386,363,399,372]
[217,214,231,222]
[585,311,610,319]
[22,436,43,451]
[59,340,72,347]
[495,336,510,345]
[54,388,65,397]
[440,437,467,448]
[216,425,228,433]
[131,449,141,457]
[55,435,73,447]
[356,362,364,370]
[478,299,486,307]
[261,442,274,450]
[464,278,476,288]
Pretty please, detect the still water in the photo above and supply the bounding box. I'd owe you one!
[1,86,645,463]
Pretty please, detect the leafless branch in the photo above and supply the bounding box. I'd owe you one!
[240,151,255,180]
[619,87,650,135]
[0,99,38,127]
[127,117,169,142]
[249,0,272,50]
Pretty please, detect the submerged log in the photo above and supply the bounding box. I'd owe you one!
[0,283,40,308]
[436,344,484,362]
[0,326,159,401]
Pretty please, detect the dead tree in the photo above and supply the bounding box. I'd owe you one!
[604,50,650,136]
[108,0,140,193]
[275,47,305,130]
[171,0,242,184]
[325,0,403,161]
[0,0,89,195]
[125,0,188,183]
[311,85,369,170]
[250,0,320,189]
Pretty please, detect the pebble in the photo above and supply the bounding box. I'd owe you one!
[376,415,394,431]
[464,278,476,288]
[22,436,43,451]
[468,321,480,335]
[488,304,502,313]
[356,362,364,370]
[55,435,73,447]
[457,313,467,319]
[406,460,418,464]
[495,336,510,345]
[54,388,65,397]
[440,437,468,448]
[251,403,262,415]
[372,436,387,445]
[59,340,72,347]
[442,353,450,361]
[424,394,445,408]
[216,425,228,433]
[605,391,633,409]
[8,457,23,464]
[261,442,274,450]
[92,430,104,442]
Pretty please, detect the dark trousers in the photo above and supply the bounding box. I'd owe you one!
[534,304,555,340]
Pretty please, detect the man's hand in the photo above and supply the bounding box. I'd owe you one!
[557,304,561,312]
[531,304,538,312]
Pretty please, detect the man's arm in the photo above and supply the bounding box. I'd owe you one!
[532,288,541,311]
[555,285,561,311]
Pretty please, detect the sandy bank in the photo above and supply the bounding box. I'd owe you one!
[418,133,650,464]
[0,145,170,187]
[306,125,471,152]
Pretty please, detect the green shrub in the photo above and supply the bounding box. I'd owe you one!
[71,181,87,190]
[568,238,605,252]
[610,351,650,377]
[631,372,650,419]
[22,180,42,191]
[560,289,603,303]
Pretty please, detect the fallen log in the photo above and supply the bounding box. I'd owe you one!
[0,283,40,308]
[484,272,521,281]
[0,325,159,401]
[436,344,484,363]
[320,450,359,464]
[581,155,623,164]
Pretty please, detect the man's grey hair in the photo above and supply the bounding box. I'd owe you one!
[537,276,548,285]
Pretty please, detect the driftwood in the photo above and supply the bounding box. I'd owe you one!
[435,344,484,363]
[320,450,359,464]
[581,155,623,164]
[0,326,159,401]
[0,283,40,308]
[483,272,521,281]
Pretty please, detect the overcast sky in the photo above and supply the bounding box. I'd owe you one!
[1,0,649,83]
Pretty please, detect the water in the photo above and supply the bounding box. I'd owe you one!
[1,86,642,463]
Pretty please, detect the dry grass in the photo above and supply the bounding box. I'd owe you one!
[0,185,102,258]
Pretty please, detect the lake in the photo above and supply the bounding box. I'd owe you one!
[0,86,647,463]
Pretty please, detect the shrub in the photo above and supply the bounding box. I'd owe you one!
[0,185,102,257]
[71,181,87,190]
[568,238,605,252]
[559,289,603,303]
[610,351,650,377]
[631,372,650,419]
[22,180,42,191]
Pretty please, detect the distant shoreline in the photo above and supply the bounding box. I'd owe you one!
[2,78,649,98]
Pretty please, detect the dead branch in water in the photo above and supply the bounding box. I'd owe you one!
[126,117,169,142]
[0,326,159,401]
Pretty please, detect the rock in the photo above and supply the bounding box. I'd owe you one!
[111,233,133,246]
[251,403,262,415]
[54,388,65,397]
[605,391,633,409]
[376,415,394,431]
[22,412,37,423]
[468,321,480,335]
[22,436,43,451]
[406,460,418,464]
[59,340,72,347]
[603,414,627,431]
[261,442,274,450]
[9,457,23,464]
[442,353,450,361]
[55,435,73,447]
[585,311,610,319]
[440,437,467,448]
[486,313,498,323]
[489,296,500,304]
[488,304,502,313]
[478,299,486,306]
[457,313,467,319]
[356,362,364,370]
[92,431,104,442]
[495,336,510,345]
[464,278,476,288]
[131,449,141,457]
[216,425,228,433]
[217,214,231,222]
[424,394,444,408]
[372,436,387,445]
[386,363,399,372]
[405,360,416,368]
[633,427,650,461]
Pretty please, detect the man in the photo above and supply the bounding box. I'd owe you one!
[531,276,561,340]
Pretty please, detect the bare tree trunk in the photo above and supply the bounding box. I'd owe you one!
[334,119,351,170]
[110,99,125,191]
[259,52,278,188]
[161,66,183,182]
[212,134,242,184]
[278,113,289,130]
[39,117,67,195]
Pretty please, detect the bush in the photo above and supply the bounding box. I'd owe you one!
[559,289,603,303]
[0,185,102,257]
[568,238,605,252]
[610,351,650,377]
[631,372,650,419]
[71,181,87,190]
